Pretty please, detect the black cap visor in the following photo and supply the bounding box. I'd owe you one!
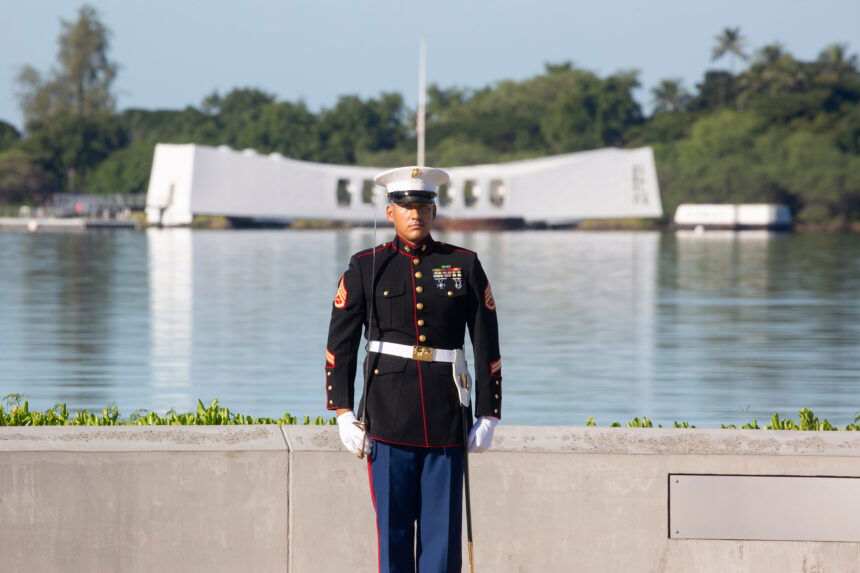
[388,190,437,205]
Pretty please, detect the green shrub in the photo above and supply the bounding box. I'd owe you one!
[0,394,335,427]
[2,395,856,431]
[592,408,859,430]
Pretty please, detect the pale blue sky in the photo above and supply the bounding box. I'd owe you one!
[1,0,858,131]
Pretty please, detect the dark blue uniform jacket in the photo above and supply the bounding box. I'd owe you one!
[325,235,502,447]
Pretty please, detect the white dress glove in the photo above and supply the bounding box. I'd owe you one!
[467,416,499,453]
[336,411,373,456]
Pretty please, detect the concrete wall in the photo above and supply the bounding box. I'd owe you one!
[2,425,859,572]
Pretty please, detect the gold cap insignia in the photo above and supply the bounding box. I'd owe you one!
[410,168,422,178]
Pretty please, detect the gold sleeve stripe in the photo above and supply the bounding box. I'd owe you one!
[490,358,502,375]
[333,275,348,309]
[325,348,336,367]
[483,283,496,311]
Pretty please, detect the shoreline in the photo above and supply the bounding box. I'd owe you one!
[1,213,857,232]
[185,216,860,232]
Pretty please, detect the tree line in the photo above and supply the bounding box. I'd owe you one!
[1,8,858,225]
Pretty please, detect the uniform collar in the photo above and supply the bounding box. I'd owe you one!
[393,234,436,256]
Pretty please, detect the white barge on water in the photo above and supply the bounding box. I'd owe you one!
[673,203,793,231]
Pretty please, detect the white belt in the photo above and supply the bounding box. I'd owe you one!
[367,340,472,407]
[368,341,459,363]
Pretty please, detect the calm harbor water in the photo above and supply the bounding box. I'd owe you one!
[1,228,858,427]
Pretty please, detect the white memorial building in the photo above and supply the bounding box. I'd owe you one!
[145,143,662,227]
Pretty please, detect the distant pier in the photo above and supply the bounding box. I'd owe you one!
[0,217,139,231]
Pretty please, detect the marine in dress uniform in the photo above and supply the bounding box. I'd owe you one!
[324,166,503,572]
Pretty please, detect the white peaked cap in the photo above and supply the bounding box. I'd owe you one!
[373,166,450,193]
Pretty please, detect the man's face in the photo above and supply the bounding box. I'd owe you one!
[386,202,436,244]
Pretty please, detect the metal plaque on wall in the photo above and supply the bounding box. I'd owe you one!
[669,474,860,542]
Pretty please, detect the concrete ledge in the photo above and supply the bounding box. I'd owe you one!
[492,425,860,456]
[5,424,860,456]
[0,424,288,452]
[281,424,342,451]
[2,425,860,572]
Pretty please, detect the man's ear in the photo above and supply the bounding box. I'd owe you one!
[385,204,394,223]
[431,205,437,220]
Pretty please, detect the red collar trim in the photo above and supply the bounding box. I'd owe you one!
[393,235,435,257]
[396,234,426,249]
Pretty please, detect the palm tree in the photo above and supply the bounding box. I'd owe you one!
[712,27,749,73]
[817,43,860,83]
[744,43,805,94]
[651,79,690,114]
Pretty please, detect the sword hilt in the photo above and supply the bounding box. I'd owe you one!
[353,420,367,459]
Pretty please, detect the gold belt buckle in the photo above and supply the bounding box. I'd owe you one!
[412,346,434,362]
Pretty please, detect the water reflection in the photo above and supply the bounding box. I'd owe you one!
[0,231,149,409]
[448,231,661,424]
[148,228,193,410]
[659,231,860,426]
[141,229,660,421]
[1,229,858,427]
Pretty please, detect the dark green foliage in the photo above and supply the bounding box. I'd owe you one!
[833,98,860,154]
[3,19,860,224]
[651,79,692,115]
[591,408,859,430]
[84,140,153,194]
[712,27,749,71]
[627,111,694,146]
[16,4,117,123]
[239,101,320,159]
[317,93,406,164]
[689,71,738,111]
[719,408,859,431]
[21,111,128,191]
[121,107,217,145]
[650,38,860,224]
[1,394,852,430]
[0,148,58,203]
[425,64,643,158]
[0,395,336,426]
[0,121,21,152]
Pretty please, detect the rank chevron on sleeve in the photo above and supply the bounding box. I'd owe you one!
[333,275,348,309]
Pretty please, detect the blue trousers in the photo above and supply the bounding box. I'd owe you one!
[368,440,464,572]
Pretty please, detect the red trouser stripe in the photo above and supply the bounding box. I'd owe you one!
[367,456,381,573]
